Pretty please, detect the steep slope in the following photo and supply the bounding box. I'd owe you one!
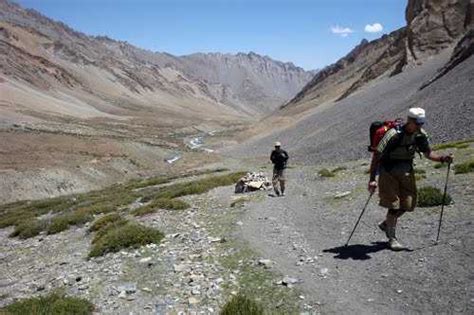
[228,51,474,164]
[177,52,315,115]
[284,0,473,112]
[0,0,313,121]
[228,0,474,164]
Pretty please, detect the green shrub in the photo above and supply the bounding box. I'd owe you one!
[318,168,335,177]
[454,160,474,174]
[89,213,124,232]
[9,219,45,239]
[1,292,94,315]
[414,168,426,174]
[220,294,264,315]
[156,172,246,200]
[89,222,164,257]
[417,186,452,207]
[47,208,94,235]
[432,139,473,151]
[434,163,447,169]
[92,220,128,244]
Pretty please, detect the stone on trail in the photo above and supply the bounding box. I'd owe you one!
[174,264,187,272]
[118,283,137,294]
[334,191,351,199]
[281,276,299,287]
[258,259,273,268]
[139,257,152,264]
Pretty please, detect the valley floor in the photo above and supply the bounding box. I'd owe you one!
[0,144,473,314]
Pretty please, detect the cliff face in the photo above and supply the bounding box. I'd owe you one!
[285,0,473,110]
[405,0,472,63]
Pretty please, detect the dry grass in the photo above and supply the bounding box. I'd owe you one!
[417,186,452,207]
[1,168,239,238]
[89,222,164,257]
[432,139,473,151]
[220,294,264,315]
[1,292,94,315]
[454,160,474,174]
[133,171,246,216]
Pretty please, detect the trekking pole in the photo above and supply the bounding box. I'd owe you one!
[345,192,374,246]
[436,162,451,244]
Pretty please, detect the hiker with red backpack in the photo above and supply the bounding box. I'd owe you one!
[368,108,453,250]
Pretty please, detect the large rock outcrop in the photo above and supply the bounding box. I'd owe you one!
[405,0,472,63]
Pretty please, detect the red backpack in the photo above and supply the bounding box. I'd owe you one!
[368,119,402,152]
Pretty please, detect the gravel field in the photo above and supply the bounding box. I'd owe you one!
[234,150,474,314]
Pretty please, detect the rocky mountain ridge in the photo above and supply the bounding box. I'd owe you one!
[0,0,314,122]
[284,0,474,110]
[230,0,474,165]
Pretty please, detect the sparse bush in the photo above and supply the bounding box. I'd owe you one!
[89,222,164,257]
[92,220,128,243]
[1,292,94,315]
[318,168,335,177]
[47,217,71,234]
[417,186,452,207]
[156,172,246,199]
[434,163,447,169]
[9,219,45,239]
[47,208,94,235]
[454,160,474,174]
[89,213,124,232]
[220,294,264,315]
[432,139,473,151]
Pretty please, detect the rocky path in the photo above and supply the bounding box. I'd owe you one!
[238,158,474,314]
[1,151,473,314]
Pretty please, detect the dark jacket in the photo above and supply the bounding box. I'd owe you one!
[271,149,289,170]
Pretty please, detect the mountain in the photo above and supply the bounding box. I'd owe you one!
[283,0,473,112]
[228,0,474,164]
[0,0,316,202]
[0,0,314,125]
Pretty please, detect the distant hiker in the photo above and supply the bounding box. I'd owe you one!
[270,141,289,196]
[368,108,453,250]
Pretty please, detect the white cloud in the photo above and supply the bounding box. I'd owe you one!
[330,25,354,37]
[365,23,384,33]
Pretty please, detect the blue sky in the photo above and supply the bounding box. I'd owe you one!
[17,0,406,70]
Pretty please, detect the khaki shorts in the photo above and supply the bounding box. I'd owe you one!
[378,168,417,211]
[273,168,286,181]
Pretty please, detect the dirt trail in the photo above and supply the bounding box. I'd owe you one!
[237,161,474,314]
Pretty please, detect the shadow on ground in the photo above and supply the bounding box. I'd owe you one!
[323,242,391,260]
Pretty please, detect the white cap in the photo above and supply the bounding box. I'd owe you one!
[407,107,426,124]
[274,141,281,147]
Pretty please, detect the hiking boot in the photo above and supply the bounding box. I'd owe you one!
[388,238,404,251]
[274,190,280,197]
[378,221,388,238]
[280,192,285,197]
